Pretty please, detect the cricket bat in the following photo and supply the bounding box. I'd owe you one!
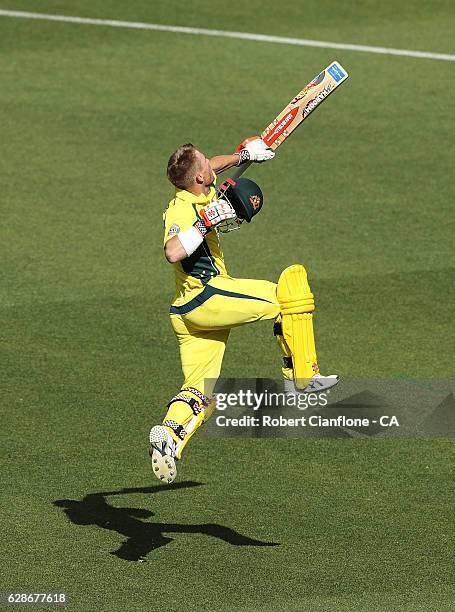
[232,61,349,178]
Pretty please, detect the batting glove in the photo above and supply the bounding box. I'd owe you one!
[237,138,275,165]
[197,199,237,235]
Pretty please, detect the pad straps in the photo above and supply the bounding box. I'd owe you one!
[163,420,187,440]
[167,387,211,416]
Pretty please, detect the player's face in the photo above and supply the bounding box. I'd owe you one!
[195,151,214,186]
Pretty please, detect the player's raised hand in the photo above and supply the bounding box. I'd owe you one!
[245,138,275,162]
[237,137,275,164]
[199,199,236,231]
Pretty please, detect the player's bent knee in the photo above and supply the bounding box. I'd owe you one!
[277,264,315,314]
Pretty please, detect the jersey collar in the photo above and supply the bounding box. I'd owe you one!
[175,188,215,205]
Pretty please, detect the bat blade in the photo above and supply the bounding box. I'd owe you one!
[261,61,348,150]
[231,61,348,179]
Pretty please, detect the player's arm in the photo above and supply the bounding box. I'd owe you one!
[209,154,241,174]
[164,200,236,263]
[164,235,188,264]
[210,139,274,174]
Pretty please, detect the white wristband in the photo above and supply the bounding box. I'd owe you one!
[177,225,204,257]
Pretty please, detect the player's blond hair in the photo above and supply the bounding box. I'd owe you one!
[167,143,202,189]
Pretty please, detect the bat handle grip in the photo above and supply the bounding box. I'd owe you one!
[230,160,252,179]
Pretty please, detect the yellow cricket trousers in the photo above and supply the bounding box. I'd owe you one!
[163,275,283,454]
[171,275,280,391]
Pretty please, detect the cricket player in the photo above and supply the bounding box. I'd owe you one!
[149,140,338,483]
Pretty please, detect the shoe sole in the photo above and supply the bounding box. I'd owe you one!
[149,426,177,484]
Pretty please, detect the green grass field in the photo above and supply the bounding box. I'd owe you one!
[1,1,455,610]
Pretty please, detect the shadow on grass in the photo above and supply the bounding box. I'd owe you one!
[54,482,279,561]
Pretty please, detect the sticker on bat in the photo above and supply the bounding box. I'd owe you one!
[327,63,346,82]
[291,71,325,104]
[263,107,299,146]
[302,85,333,118]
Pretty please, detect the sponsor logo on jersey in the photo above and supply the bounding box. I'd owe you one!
[168,224,180,236]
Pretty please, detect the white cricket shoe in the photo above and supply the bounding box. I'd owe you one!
[285,374,339,395]
[149,425,177,484]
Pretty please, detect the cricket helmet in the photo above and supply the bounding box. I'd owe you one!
[216,177,264,232]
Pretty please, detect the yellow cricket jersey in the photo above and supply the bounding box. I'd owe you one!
[163,182,228,308]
